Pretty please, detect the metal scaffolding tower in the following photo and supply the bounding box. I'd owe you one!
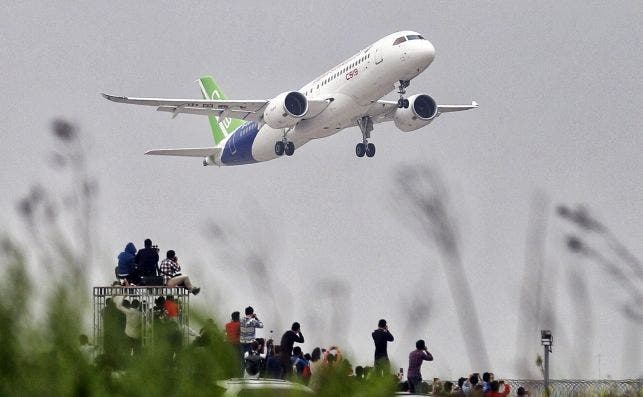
[93,286,191,352]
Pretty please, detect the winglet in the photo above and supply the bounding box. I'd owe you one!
[472,100,479,107]
[101,93,127,103]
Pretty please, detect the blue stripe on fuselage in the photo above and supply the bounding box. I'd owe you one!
[220,122,259,165]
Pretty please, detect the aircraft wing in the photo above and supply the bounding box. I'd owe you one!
[102,93,331,121]
[145,147,221,157]
[368,100,479,123]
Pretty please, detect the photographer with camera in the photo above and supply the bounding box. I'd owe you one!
[407,339,433,394]
[134,238,159,283]
[158,250,200,295]
[279,322,304,379]
[240,307,263,351]
[243,339,266,379]
[372,318,394,376]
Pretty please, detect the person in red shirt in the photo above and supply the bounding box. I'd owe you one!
[487,380,510,397]
[225,311,241,344]
[225,311,242,373]
[164,295,179,319]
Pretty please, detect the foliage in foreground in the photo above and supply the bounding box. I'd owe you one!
[0,239,399,397]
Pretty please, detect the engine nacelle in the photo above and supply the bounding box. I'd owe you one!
[263,91,308,129]
[393,94,438,132]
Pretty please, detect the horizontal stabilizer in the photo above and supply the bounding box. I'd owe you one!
[145,147,221,157]
[437,101,479,113]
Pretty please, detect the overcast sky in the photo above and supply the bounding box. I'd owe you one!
[2,1,642,380]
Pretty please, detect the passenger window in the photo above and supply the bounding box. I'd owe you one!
[393,36,406,45]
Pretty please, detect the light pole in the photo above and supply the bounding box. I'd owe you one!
[541,330,553,395]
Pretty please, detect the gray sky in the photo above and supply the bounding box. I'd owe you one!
[2,1,642,380]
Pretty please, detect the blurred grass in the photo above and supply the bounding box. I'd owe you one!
[0,237,400,397]
[2,120,639,396]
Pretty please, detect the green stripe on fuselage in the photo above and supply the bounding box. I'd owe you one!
[199,76,245,145]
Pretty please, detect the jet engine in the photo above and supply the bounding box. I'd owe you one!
[263,91,308,129]
[393,94,438,132]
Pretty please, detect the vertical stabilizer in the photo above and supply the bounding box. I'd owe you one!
[198,76,245,145]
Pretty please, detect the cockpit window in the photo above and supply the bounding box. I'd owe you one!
[392,36,406,45]
[406,35,424,40]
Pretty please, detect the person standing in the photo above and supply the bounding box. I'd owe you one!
[407,339,433,394]
[372,318,394,376]
[243,340,266,379]
[279,322,304,379]
[240,306,263,353]
[113,295,142,356]
[225,311,241,345]
[101,297,127,364]
[225,311,242,366]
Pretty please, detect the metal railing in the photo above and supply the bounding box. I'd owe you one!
[505,379,643,396]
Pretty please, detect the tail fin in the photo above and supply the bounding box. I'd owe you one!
[198,76,245,145]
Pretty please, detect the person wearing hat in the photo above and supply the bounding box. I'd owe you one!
[407,339,433,393]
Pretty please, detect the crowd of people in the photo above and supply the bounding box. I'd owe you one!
[108,241,531,395]
[218,311,529,396]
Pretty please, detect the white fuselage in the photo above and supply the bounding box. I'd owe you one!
[220,31,435,164]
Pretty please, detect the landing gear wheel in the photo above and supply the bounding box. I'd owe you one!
[397,98,410,108]
[284,141,295,156]
[366,143,376,157]
[398,98,405,108]
[356,143,366,157]
[275,141,285,156]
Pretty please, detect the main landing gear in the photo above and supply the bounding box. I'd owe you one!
[397,79,410,109]
[275,129,295,156]
[356,116,376,158]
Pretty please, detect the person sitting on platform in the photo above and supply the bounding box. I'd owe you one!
[116,242,137,285]
[135,238,159,278]
[158,250,200,295]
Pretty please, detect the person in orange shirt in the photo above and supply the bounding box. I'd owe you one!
[164,295,180,319]
[225,311,242,372]
[225,311,241,344]
[487,380,510,397]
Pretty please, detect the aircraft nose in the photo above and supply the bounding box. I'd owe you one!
[421,40,436,64]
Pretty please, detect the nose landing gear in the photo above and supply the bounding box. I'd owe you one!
[397,80,410,108]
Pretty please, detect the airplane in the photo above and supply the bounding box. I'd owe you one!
[102,30,478,166]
